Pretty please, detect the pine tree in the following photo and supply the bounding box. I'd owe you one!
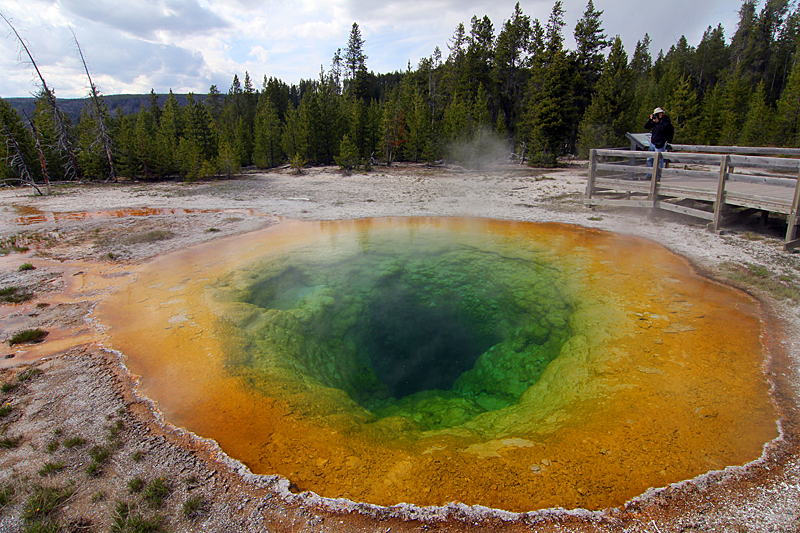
[695,81,725,145]
[253,98,284,168]
[718,70,751,145]
[0,98,38,187]
[693,25,728,94]
[665,74,699,143]
[344,23,370,99]
[577,36,634,155]
[774,50,800,146]
[465,15,495,100]
[492,3,533,142]
[572,0,610,136]
[382,87,409,165]
[739,81,773,145]
[281,106,308,161]
[526,49,575,165]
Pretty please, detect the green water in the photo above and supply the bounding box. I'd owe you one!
[221,227,576,430]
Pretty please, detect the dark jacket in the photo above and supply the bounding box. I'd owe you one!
[644,115,674,148]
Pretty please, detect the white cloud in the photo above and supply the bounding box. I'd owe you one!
[0,0,745,98]
[248,45,270,63]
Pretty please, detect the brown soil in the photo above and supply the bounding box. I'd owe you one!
[1,162,799,532]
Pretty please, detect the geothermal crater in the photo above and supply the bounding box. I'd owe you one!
[99,217,778,512]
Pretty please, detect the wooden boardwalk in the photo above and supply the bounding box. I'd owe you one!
[585,145,800,250]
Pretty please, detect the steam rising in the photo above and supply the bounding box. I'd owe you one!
[445,127,512,169]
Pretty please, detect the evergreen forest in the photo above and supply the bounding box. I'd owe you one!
[2,0,800,187]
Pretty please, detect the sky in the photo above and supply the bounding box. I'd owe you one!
[0,0,743,99]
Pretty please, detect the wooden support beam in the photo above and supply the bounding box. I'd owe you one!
[785,165,800,249]
[586,149,597,199]
[648,151,660,202]
[712,155,730,232]
[656,201,715,220]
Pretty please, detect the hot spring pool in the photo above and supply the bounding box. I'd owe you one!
[98,217,777,512]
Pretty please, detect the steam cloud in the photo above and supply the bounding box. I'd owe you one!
[445,127,513,170]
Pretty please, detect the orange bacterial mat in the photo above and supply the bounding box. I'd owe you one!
[97,218,777,512]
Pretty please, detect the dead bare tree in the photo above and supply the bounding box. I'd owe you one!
[71,27,117,182]
[1,12,80,183]
[22,109,52,194]
[0,115,42,195]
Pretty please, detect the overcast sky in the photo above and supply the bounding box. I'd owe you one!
[0,0,743,99]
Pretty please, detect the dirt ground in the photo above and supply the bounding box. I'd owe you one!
[1,162,799,532]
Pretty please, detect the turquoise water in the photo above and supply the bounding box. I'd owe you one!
[225,226,575,430]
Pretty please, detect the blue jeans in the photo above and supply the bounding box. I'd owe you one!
[646,143,666,179]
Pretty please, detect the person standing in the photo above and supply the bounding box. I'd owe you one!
[644,107,674,178]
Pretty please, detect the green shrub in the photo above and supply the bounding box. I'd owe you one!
[143,478,171,508]
[0,287,33,304]
[18,262,35,271]
[128,477,145,494]
[17,368,43,381]
[123,231,175,245]
[183,495,209,519]
[9,329,48,346]
[38,462,65,477]
[22,485,72,521]
[1,382,19,392]
[0,436,21,448]
[63,437,86,449]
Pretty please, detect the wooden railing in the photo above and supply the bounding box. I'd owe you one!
[586,146,800,251]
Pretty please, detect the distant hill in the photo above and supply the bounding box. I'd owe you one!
[4,94,199,123]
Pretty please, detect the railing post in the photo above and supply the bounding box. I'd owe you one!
[649,151,661,201]
[586,149,597,199]
[711,155,729,232]
[784,164,800,250]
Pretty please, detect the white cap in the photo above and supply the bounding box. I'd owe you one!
[653,107,665,115]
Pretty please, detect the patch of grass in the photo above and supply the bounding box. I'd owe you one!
[38,462,65,477]
[18,368,43,382]
[22,485,73,522]
[9,329,48,346]
[746,263,771,278]
[22,520,61,533]
[131,450,145,462]
[0,436,22,449]
[183,495,209,520]
[205,227,220,233]
[108,419,125,440]
[1,382,19,393]
[142,478,172,508]
[18,262,35,272]
[0,235,29,255]
[90,492,105,503]
[721,261,800,301]
[742,231,765,241]
[45,440,59,453]
[112,507,164,533]
[0,286,33,304]
[0,484,14,508]
[63,437,85,449]
[86,445,111,476]
[0,403,11,417]
[123,230,175,245]
[128,477,145,494]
